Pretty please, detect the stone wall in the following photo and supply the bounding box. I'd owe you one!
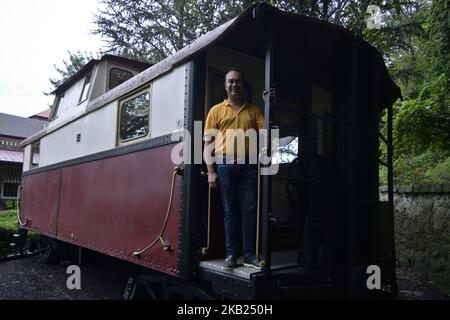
[379,185,450,226]
[380,184,450,295]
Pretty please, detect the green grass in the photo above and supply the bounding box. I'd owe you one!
[0,210,18,257]
[0,209,18,230]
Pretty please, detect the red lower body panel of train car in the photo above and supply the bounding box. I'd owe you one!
[20,144,181,276]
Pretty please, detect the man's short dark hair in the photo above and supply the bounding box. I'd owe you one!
[225,68,246,81]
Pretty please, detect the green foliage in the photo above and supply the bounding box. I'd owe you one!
[3,200,17,210]
[378,0,449,187]
[93,0,252,63]
[0,210,18,258]
[393,98,450,156]
[388,46,428,99]
[92,0,425,63]
[425,0,450,79]
[393,151,450,185]
[47,50,98,94]
[427,157,450,183]
[0,210,18,231]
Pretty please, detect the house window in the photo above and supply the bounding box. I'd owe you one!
[118,89,150,143]
[30,142,40,169]
[2,182,18,198]
[79,73,92,103]
[109,68,133,90]
[0,166,21,198]
[51,95,64,120]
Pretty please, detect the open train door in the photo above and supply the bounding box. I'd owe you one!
[258,15,338,275]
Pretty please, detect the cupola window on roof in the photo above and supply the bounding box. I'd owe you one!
[50,95,64,121]
[109,68,133,90]
[79,73,92,104]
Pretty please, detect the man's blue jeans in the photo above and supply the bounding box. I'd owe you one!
[216,164,257,260]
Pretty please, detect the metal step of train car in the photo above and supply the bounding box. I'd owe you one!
[18,3,400,299]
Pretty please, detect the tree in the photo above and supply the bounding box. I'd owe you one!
[93,0,425,63]
[378,0,449,186]
[93,0,254,63]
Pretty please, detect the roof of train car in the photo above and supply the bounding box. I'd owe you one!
[21,2,401,148]
[51,54,152,95]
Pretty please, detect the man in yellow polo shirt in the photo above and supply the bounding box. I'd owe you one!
[203,69,264,269]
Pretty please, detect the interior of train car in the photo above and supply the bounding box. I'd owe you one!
[195,19,350,280]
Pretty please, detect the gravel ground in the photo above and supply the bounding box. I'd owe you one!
[0,253,143,300]
[0,253,448,300]
[397,267,449,300]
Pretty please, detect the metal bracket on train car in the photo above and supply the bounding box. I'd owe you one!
[174,166,183,176]
[162,239,173,252]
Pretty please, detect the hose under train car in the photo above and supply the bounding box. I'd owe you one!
[132,166,182,257]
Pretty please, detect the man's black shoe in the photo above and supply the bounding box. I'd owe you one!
[222,255,239,269]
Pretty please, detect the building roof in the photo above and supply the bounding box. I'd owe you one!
[29,109,50,120]
[0,112,47,139]
[0,149,23,163]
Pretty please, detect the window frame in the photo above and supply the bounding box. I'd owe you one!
[109,67,134,90]
[1,181,19,199]
[78,73,92,104]
[117,86,152,146]
[50,94,64,121]
[30,141,40,169]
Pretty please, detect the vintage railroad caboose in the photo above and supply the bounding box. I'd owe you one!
[19,3,400,299]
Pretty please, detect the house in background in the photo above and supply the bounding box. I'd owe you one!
[0,111,48,209]
[29,109,51,121]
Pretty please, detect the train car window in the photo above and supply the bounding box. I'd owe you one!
[50,95,64,121]
[109,68,134,90]
[30,142,40,169]
[118,90,150,143]
[79,73,92,104]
